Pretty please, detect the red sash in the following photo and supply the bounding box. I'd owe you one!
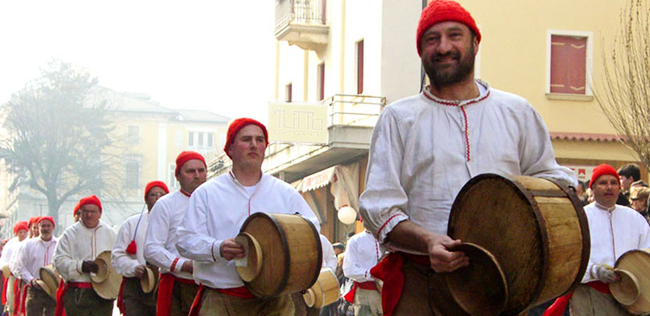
[13,278,22,316]
[2,275,8,305]
[369,252,430,316]
[117,277,137,315]
[156,274,195,316]
[188,285,254,316]
[343,281,377,303]
[55,281,90,316]
[19,283,30,316]
[542,281,611,316]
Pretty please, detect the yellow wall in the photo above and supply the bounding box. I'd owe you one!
[458,0,626,135]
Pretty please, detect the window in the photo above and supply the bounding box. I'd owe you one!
[124,156,141,189]
[126,125,140,145]
[285,83,293,102]
[547,30,593,99]
[188,131,215,149]
[317,62,325,101]
[356,40,364,94]
[169,164,179,190]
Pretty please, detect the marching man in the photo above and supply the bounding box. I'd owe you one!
[112,180,169,316]
[144,151,206,316]
[15,216,58,316]
[53,195,117,316]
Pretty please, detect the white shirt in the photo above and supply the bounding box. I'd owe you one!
[177,171,320,289]
[582,202,650,283]
[320,235,337,271]
[343,231,384,283]
[359,81,577,242]
[112,212,149,277]
[143,190,193,280]
[52,220,117,282]
[1,237,24,274]
[14,236,58,283]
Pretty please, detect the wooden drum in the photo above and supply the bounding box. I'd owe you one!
[446,174,590,315]
[303,268,339,308]
[611,249,650,314]
[235,213,322,298]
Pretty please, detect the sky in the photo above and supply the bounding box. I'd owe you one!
[0,1,275,123]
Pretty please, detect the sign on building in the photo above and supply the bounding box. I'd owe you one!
[268,102,328,144]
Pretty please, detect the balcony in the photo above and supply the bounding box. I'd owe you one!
[275,0,329,50]
[208,94,385,182]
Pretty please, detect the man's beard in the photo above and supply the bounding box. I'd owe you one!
[424,44,476,87]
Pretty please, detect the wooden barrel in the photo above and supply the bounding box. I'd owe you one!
[303,268,339,308]
[236,213,322,298]
[447,174,590,315]
[612,249,650,314]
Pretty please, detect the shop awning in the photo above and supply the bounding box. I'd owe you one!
[295,166,337,193]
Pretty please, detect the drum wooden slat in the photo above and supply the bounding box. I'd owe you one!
[239,213,322,298]
[448,174,590,315]
[614,249,650,314]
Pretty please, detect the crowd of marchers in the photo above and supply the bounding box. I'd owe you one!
[1,0,650,316]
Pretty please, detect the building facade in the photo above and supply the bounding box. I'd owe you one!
[212,0,644,243]
[0,86,229,236]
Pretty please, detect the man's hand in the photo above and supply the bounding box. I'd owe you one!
[180,260,193,274]
[426,235,469,273]
[220,238,246,261]
[595,264,620,283]
[30,279,42,289]
[135,265,146,279]
[81,260,99,273]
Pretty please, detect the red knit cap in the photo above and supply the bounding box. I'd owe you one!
[28,216,41,228]
[416,0,482,56]
[175,151,206,176]
[13,221,28,235]
[144,180,170,200]
[590,164,621,189]
[73,202,81,217]
[223,118,269,158]
[38,216,55,228]
[79,195,102,212]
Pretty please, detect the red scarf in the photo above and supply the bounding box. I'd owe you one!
[542,281,611,316]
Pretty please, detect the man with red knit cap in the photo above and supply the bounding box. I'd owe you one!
[358,0,577,315]
[144,151,206,316]
[0,221,28,315]
[27,217,41,239]
[566,164,650,315]
[177,118,319,315]
[113,180,169,316]
[15,216,58,316]
[53,195,117,316]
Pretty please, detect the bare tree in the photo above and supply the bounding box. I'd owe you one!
[596,0,650,165]
[0,60,122,232]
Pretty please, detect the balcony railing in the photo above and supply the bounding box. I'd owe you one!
[323,94,386,128]
[275,0,327,32]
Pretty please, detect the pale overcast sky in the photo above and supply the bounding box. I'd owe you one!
[0,1,275,123]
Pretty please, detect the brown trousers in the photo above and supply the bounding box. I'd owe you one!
[392,257,470,316]
[197,287,294,316]
[62,287,113,316]
[169,281,199,316]
[569,284,634,316]
[122,277,156,316]
[25,286,56,316]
